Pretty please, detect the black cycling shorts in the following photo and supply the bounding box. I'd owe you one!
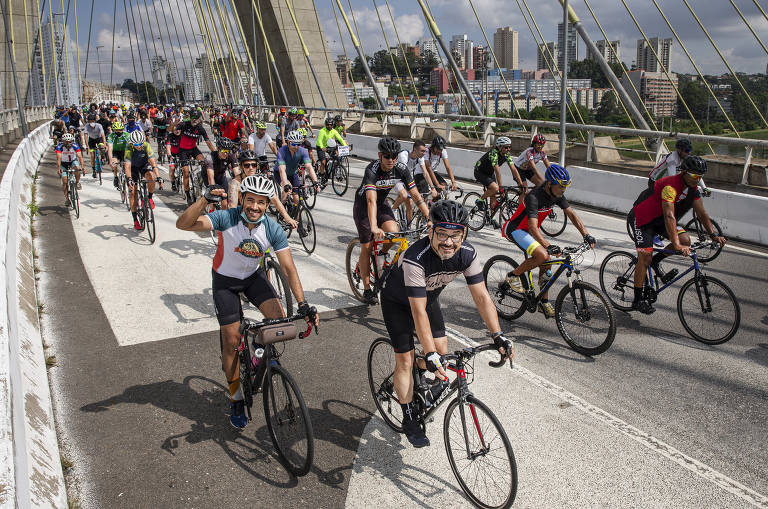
[202,171,229,189]
[212,269,278,326]
[352,199,396,244]
[87,137,101,150]
[381,297,446,353]
[130,165,154,182]
[514,164,534,181]
[179,147,202,163]
[473,168,496,188]
[113,150,125,162]
[414,173,431,194]
[628,210,685,253]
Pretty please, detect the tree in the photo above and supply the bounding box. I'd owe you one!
[676,77,708,121]
[361,97,377,109]
[569,59,627,88]
[595,90,620,123]
[529,106,550,120]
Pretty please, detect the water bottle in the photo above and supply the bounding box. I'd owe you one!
[539,269,552,291]
[251,346,265,369]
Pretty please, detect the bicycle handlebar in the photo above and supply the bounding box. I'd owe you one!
[439,342,514,370]
[239,308,318,339]
[382,226,428,240]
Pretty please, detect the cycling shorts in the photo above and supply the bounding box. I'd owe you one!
[316,147,328,162]
[514,164,535,182]
[202,171,229,189]
[628,210,686,253]
[506,229,540,256]
[179,147,202,163]
[87,137,101,150]
[272,170,300,190]
[130,164,155,182]
[473,167,496,188]
[352,199,396,244]
[381,297,446,353]
[60,160,78,178]
[113,150,125,162]
[212,269,278,326]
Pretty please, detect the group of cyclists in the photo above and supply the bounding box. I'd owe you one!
[50,101,727,451]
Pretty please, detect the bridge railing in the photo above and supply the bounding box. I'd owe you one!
[0,107,54,149]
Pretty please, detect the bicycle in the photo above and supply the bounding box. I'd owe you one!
[345,228,426,303]
[277,184,317,255]
[464,185,567,236]
[188,159,205,202]
[89,144,105,185]
[118,162,129,208]
[156,137,168,164]
[62,165,80,219]
[484,241,616,356]
[625,211,723,264]
[300,167,317,210]
[131,175,162,244]
[598,241,740,345]
[318,144,351,196]
[367,339,517,508]
[236,310,318,476]
[388,186,464,234]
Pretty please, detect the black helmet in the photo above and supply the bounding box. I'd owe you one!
[378,136,401,154]
[238,149,258,163]
[334,114,342,122]
[216,137,235,150]
[189,109,202,119]
[429,199,468,228]
[675,138,693,153]
[431,135,446,150]
[87,113,97,121]
[324,117,334,127]
[680,155,707,175]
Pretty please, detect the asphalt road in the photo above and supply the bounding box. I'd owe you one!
[34,138,768,508]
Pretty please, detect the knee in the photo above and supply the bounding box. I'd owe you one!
[395,354,413,372]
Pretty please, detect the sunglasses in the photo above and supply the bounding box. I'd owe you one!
[241,162,259,168]
[289,142,302,147]
[381,152,398,160]
[132,143,144,147]
[219,149,230,154]
[686,172,703,179]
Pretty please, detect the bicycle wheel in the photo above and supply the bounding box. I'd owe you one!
[304,182,317,209]
[539,207,568,237]
[626,214,634,241]
[95,158,103,185]
[598,251,637,312]
[70,182,80,219]
[265,258,294,316]
[123,179,131,211]
[345,238,375,302]
[297,204,316,254]
[145,197,156,244]
[119,176,127,204]
[677,275,740,345]
[239,347,254,411]
[331,160,349,196]
[262,364,314,477]
[555,281,616,356]
[385,196,406,231]
[497,200,516,225]
[483,255,527,320]
[684,217,723,263]
[462,191,486,231]
[366,337,404,433]
[444,396,517,509]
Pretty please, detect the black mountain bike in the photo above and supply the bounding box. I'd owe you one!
[319,145,350,196]
[464,185,567,236]
[132,176,162,244]
[279,184,316,254]
[368,339,517,509]
[63,165,80,218]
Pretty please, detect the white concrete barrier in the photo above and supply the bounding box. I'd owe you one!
[346,133,768,246]
[0,123,67,508]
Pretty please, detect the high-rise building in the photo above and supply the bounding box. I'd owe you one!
[183,60,204,101]
[151,57,167,88]
[621,70,678,117]
[537,42,557,71]
[450,34,470,69]
[557,22,578,71]
[492,27,519,70]
[28,21,80,105]
[587,40,621,65]
[418,39,438,58]
[472,45,486,70]
[636,37,672,72]
[335,55,352,85]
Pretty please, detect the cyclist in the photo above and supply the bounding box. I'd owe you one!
[333,114,346,138]
[84,113,107,177]
[275,130,321,205]
[220,109,246,144]
[202,137,236,206]
[512,133,550,189]
[353,136,431,305]
[276,107,300,148]
[247,121,277,159]
[124,131,160,230]
[473,137,526,215]
[380,200,513,447]
[125,113,143,133]
[628,156,726,315]
[50,116,67,146]
[296,109,313,136]
[297,128,316,166]
[315,117,346,178]
[97,110,112,137]
[501,165,595,318]
[56,133,85,205]
[175,174,319,429]
[107,121,131,188]
[178,109,216,204]
[154,112,168,150]
[423,135,458,193]
[391,140,434,224]
[166,123,183,191]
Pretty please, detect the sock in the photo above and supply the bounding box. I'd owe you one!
[540,298,549,303]
[148,192,153,199]
[131,212,138,221]
[400,401,414,422]
[633,286,643,302]
[228,378,244,402]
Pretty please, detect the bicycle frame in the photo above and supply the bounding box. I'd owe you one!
[369,235,409,284]
[644,248,701,295]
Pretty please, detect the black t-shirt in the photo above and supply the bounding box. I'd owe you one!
[505,184,570,232]
[155,118,168,131]
[354,160,415,208]
[67,111,82,129]
[97,118,111,134]
[210,151,230,176]
[381,236,484,307]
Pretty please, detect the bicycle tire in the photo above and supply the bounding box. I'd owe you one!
[239,347,254,410]
[119,175,127,204]
[297,204,316,254]
[123,178,131,211]
[265,259,294,316]
[262,364,314,477]
[331,160,349,196]
[625,214,634,241]
[539,207,568,237]
[677,275,740,345]
[70,182,80,219]
[444,395,517,509]
[304,182,317,209]
[684,217,723,263]
[462,191,486,231]
[497,200,516,226]
[482,255,527,320]
[145,196,156,244]
[95,157,103,185]
[345,238,375,302]
[598,251,637,312]
[366,337,404,433]
[555,281,616,356]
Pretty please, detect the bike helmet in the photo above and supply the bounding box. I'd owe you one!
[156,112,164,120]
[326,138,337,149]
[87,113,97,121]
[240,175,275,198]
[297,109,305,115]
[545,164,571,187]
[288,107,298,115]
[255,121,267,129]
[324,117,334,127]
[297,127,308,138]
[112,121,124,131]
[189,109,202,119]
[675,138,693,153]
[61,133,75,142]
[532,134,546,145]
[238,149,258,163]
[378,136,401,154]
[334,114,342,122]
[286,130,304,144]
[216,137,235,150]
[429,199,469,228]
[431,134,446,150]
[680,155,707,175]
[129,130,146,145]
[496,136,512,147]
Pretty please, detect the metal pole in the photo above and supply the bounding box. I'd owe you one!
[251,2,261,104]
[0,0,28,133]
[559,0,568,165]
[96,45,103,83]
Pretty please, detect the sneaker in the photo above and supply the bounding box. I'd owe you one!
[92,169,97,178]
[229,400,248,429]
[76,182,82,190]
[133,220,142,231]
[505,274,524,294]
[474,199,486,211]
[64,198,71,207]
[653,235,664,247]
[113,176,119,188]
[362,288,378,305]
[659,268,679,284]
[631,300,655,315]
[402,417,429,448]
[171,181,178,192]
[538,301,555,318]
[149,198,155,210]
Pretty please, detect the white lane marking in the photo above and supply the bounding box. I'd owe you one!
[444,325,768,508]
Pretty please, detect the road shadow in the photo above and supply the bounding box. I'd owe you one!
[159,238,215,259]
[80,197,128,212]
[745,343,768,368]
[303,286,360,311]
[160,288,215,324]
[36,204,71,218]
[87,223,153,245]
[330,305,389,337]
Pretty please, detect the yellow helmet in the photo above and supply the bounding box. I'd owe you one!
[112,121,124,131]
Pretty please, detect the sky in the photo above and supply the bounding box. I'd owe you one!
[47,0,768,84]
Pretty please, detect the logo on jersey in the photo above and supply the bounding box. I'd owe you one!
[234,238,264,258]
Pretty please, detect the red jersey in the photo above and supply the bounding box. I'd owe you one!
[633,173,700,227]
[220,118,244,141]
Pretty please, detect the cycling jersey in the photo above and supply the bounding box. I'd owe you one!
[275,145,310,177]
[475,147,515,176]
[125,121,143,133]
[503,184,570,234]
[315,127,346,149]
[277,117,300,140]
[220,118,244,141]
[204,151,231,177]
[56,143,81,163]
[97,118,111,134]
[85,122,105,140]
[166,132,181,154]
[514,147,547,169]
[648,151,683,182]
[397,149,425,176]
[179,121,209,150]
[124,142,154,171]
[354,160,415,207]
[205,207,289,279]
[248,132,273,157]
[632,173,700,227]
[427,148,449,171]
[107,132,130,152]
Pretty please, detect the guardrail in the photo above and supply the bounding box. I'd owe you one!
[0,121,67,508]
[0,107,53,149]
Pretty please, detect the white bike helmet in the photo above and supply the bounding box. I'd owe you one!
[286,130,304,144]
[240,175,275,198]
[156,112,164,120]
[61,133,75,142]
[129,130,146,145]
[496,136,512,147]
[326,138,337,149]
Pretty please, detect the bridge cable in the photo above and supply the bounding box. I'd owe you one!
[330,0,360,107]
[199,0,239,103]
[250,0,289,105]
[211,0,247,102]
[347,0,392,109]
[252,0,275,106]
[644,0,740,137]
[122,0,141,99]
[284,0,328,107]
[224,0,254,103]
[139,0,166,101]
[146,0,178,103]
[467,0,525,125]
[35,0,49,104]
[73,0,82,100]
[166,0,196,103]
[110,0,117,86]
[752,0,768,24]
[154,1,185,103]
[383,0,419,111]
[227,0,264,105]
[62,0,72,96]
[311,0,342,108]
[730,0,768,56]
[372,0,408,108]
[191,0,230,103]
[47,0,61,103]
[179,0,226,103]
[127,0,154,103]
[134,0,161,102]
[23,0,32,70]
[682,0,768,128]
[83,0,93,79]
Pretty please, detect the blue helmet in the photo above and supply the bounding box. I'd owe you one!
[545,164,571,187]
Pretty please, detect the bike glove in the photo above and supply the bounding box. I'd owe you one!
[546,244,562,255]
[583,234,596,246]
[492,332,513,355]
[297,301,316,319]
[425,352,444,373]
[204,185,225,204]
